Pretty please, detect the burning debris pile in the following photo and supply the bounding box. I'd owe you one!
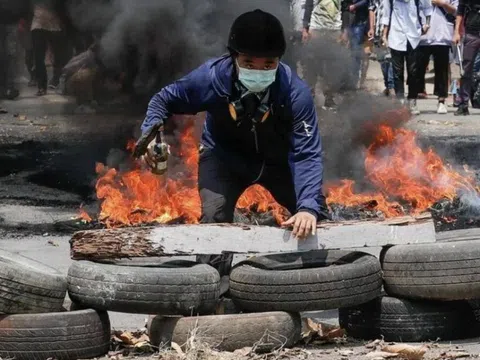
[79,117,480,231]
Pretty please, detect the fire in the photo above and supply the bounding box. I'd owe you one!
[80,119,479,227]
[327,125,478,217]
[81,116,286,228]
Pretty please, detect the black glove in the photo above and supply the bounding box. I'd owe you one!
[132,123,161,158]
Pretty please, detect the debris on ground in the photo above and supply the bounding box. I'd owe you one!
[381,344,428,360]
[111,330,153,355]
[301,318,346,345]
[435,350,471,359]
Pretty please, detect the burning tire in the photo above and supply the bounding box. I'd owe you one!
[148,312,301,352]
[0,309,110,360]
[382,241,480,300]
[229,250,383,312]
[0,249,67,314]
[67,260,220,315]
[339,296,472,342]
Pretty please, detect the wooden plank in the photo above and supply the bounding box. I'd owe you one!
[70,214,436,260]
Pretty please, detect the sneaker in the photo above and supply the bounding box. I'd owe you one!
[437,102,448,114]
[454,104,470,116]
[382,88,391,97]
[408,99,420,115]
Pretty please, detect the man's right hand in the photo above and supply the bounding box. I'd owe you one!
[453,32,461,45]
[367,29,374,39]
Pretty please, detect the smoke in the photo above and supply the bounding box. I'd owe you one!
[320,91,410,185]
[67,0,292,97]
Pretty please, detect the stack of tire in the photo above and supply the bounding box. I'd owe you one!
[171,249,383,351]
[339,237,480,342]
[0,249,110,360]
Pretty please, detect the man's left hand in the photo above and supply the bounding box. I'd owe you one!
[281,211,317,239]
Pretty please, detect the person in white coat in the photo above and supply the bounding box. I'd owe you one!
[381,0,433,115]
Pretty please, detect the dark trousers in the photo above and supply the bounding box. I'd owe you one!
[390,42,420,99]
[196,148,297,278]
[198,148,297,223]
[417,45,450,99]
[348,22,368,87]
[459,33,480,106]
[32,29,70,90]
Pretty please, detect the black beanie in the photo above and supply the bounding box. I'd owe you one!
[228,9,286,58]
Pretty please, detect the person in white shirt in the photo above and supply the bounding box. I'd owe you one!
[381,0,433,115]
[417,0,457,114]
[285,0,307,74]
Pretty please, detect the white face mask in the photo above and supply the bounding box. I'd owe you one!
[236,60,278,93]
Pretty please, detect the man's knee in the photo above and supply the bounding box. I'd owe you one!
[199,189,235,223]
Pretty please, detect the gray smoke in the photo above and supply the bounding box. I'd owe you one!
[67,0,292,96]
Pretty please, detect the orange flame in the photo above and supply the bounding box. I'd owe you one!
[79,116,286,228]
[79,119,479,226]
[327,125,478,217]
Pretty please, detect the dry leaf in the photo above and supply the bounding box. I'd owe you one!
[302,318,345,344]
[171,342,184,356]
[305,318,322,334]
[18,115,26,121]
[47,240,59,247]
[339,350,355,356]
[366,351,399,359]
[116,332,135,345]
[382,344,427,360]
[325,327,346,339]
[112,331,151,348]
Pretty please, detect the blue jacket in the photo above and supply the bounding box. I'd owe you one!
[141,55,324,218]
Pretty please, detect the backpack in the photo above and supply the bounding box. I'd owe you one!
[465,3,480,33]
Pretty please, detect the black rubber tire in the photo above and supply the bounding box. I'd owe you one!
[382,241,480,300]
[67,260,220,315]
[0,249,67,313]
[339,296,472,342]
[467,300,480,337]
[0,309,110,360]
[149,312,301,352]
[229,250,383,312]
